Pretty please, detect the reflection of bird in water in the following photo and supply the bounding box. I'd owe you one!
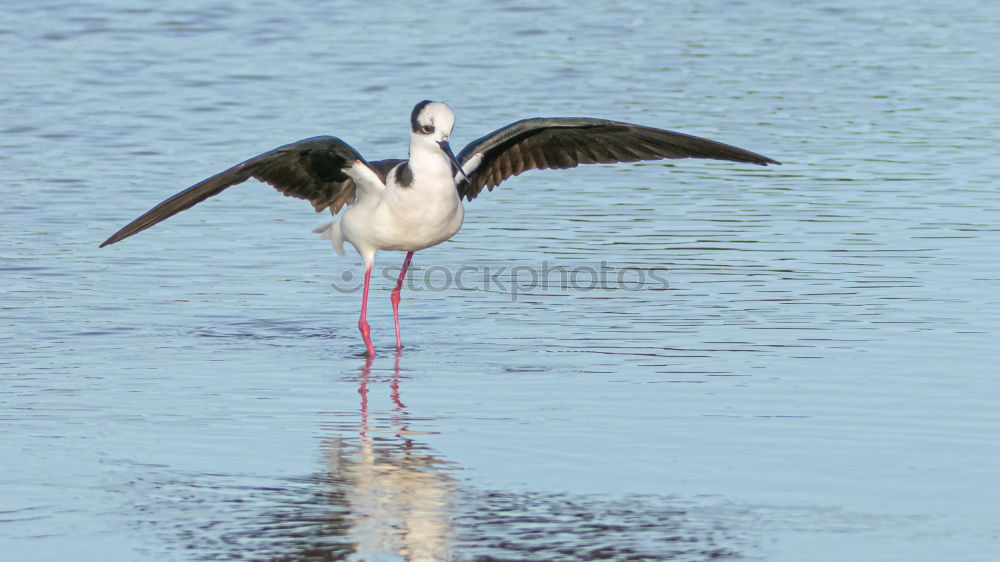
[325,353,456,561]
[147,353,744,559]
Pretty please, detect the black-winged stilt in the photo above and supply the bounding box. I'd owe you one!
[101,100,779,356]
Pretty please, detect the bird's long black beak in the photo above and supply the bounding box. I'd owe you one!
[438,140,468,181]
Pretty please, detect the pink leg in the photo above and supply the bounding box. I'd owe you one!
[391,251,414,349]
[358,264,375,356]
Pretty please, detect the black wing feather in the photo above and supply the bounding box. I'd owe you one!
[100,136,377,248]
[456,118,780,201]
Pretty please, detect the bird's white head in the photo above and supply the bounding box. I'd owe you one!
[408,100,466,179]
[410,100,455,143]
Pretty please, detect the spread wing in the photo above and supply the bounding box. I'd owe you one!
[100,136,392,248]
[456,118,780,201]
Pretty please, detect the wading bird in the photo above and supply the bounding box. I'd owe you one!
[101,100,779,356]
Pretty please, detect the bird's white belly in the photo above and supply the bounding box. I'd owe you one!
[377,199,465,251]
[342,185,465,254]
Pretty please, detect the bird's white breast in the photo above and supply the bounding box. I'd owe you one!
[341,159,464,255]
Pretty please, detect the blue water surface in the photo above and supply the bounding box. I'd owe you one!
[2,1,998,560]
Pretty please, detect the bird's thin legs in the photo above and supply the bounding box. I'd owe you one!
[359,264,375,356]
[391,251,414,349]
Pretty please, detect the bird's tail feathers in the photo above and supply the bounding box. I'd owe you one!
[312,219,346,255]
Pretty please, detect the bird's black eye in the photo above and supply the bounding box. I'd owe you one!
[421,124,435,134]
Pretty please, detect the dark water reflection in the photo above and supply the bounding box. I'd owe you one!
[125,355,748,561]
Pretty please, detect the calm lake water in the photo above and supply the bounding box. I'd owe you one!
[2,1,999,560]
